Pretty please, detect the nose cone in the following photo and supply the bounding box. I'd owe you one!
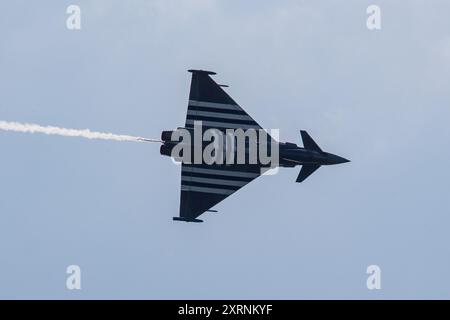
[326,153,350,165]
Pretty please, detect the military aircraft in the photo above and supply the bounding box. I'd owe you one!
[160,70,349,222]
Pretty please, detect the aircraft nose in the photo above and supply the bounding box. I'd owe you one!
[327,153,350,165]
[337,156,350,164]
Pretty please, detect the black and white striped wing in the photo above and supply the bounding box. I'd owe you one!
[184,70,262,132]
[179,164,261,220]
[177,70,265,220]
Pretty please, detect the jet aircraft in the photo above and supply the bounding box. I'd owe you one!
[160,70,349,222]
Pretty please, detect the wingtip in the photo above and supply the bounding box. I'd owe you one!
[173,217,204,223]
[188,69,216,75]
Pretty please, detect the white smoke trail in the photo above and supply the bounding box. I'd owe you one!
[0,120,161,143]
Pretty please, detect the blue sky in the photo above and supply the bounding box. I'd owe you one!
[0,0,449,299]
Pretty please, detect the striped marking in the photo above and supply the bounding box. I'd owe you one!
[186,119,260,130]
[181,185,234,195]
[182,176,247,187]
[182,180,237,190]
[188,105,247,115]
[182,171,251,182]
[182,166,259,178]
[189,100,241,111]
[187,110,254,121]
[186,115,257,126]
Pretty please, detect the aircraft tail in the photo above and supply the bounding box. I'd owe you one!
[296,131,322,182]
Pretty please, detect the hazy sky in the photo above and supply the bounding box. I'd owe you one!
[1,0,449,299]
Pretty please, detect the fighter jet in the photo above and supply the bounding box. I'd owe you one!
[160,70,349,222]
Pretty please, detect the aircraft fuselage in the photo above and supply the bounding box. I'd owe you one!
[279,142,349,167]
